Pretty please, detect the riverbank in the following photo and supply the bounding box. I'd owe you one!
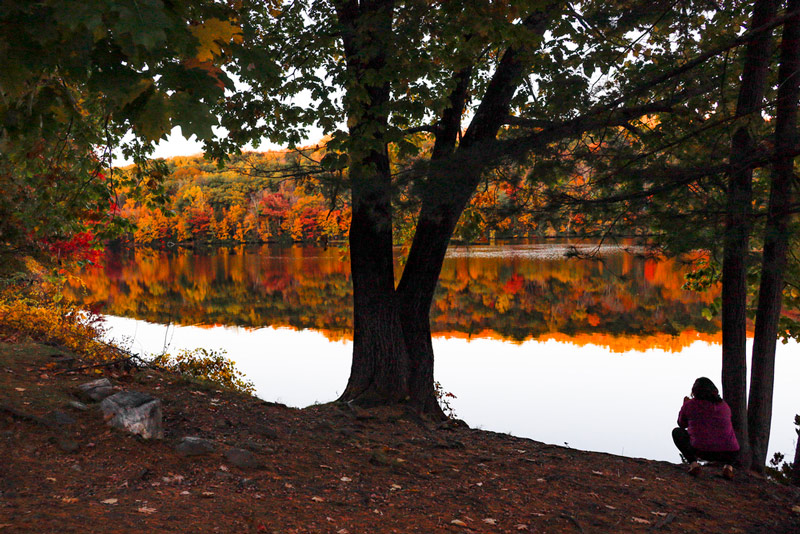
[1,340,799,533]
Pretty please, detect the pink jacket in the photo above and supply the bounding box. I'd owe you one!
[678,398,740,452]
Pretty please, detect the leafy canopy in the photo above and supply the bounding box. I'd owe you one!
[0,0,242,267]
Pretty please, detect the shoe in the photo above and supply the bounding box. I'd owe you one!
[722,464,734,480]
[688,461,702,477]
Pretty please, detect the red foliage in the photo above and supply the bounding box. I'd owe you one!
[43,231,102,263]
[503,273,524,295]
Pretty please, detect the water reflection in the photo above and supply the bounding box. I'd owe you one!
[68,243,720,351]
[101,316,800,463]
[67,243,799,462]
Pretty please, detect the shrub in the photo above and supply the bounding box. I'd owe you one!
[151,348,255,395]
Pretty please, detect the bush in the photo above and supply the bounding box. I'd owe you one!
[0,272,113,361]
[151,348,255,395]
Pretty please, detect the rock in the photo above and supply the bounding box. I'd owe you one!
[51,355,75,367]
[67,401,89,412]
[437,418,469,431]
[45,410,75,427]
[57,438,80,453]
[76,378,115,403]
[242,439,265,452]
[252,424,279,440]
[127,468,150,482]
[224,447,263,469]
[176,436,216,456]
[215,470,236,481]
[100,391,163,439]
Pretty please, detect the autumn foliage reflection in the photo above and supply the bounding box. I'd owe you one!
[66,245,721,352]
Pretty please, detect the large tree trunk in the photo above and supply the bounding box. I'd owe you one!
[335,0,414,407]
[747,0,800,472]
[335,2,559,415]
[721,0,777,470]
[392,13,549,413]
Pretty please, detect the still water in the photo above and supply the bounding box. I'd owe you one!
[68,243,800,462]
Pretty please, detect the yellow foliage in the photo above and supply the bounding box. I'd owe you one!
[190,18,243,62]
[0,279,114,362]
[151,348,254,394]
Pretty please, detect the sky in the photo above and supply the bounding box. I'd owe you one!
[113,126,304,166]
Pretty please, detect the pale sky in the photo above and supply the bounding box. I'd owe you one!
[113,125,323,166]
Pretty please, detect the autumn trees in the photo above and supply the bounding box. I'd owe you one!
[0,0,240,267]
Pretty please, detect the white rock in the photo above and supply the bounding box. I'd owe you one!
[100,391,163,439]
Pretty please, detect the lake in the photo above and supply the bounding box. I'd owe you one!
[67,242,800,463]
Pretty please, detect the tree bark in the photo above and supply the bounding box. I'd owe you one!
[747,0,800,472]
[721,0,777,470]
[335,2,561,415]
[393,6,557,413]
[792,419,800,486]
[335,0,414,406]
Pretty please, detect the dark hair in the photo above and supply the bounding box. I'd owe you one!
[692,377,723,403]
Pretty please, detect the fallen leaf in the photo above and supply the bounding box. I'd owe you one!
[631,517,651,524]
[61,497,78,503]
[390,484,402,491]
[340,476,352,482]
[792,505,800,514]
[312,496,324,502]
[137,507,157,514]
[592,470,605,476]
[631,476,646,481]
[320,464,333,469]
[605,505,617,510]
[482,518,497,525]
[337,530,349,534]
[180,491,190,495]
[651,511,668,517]
[14,388,25,392]
[450,519,467,527]
[46,477,56,482]
[101,498,118,505]
[201,492,215,498]
[514,525,529,531]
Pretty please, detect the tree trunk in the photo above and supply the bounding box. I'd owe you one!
[792,420,800,486]
[748,0,800,472]
[335,0,414,407]
[721,0,777,470]
[336,3,566,415]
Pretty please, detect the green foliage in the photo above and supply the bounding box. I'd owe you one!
[764,415,800,484]
[0,0,239,264]
[151,348,255,395]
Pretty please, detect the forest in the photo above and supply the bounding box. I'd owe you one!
[115,146,608,246]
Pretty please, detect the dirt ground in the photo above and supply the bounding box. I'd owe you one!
[1,341,799,534]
